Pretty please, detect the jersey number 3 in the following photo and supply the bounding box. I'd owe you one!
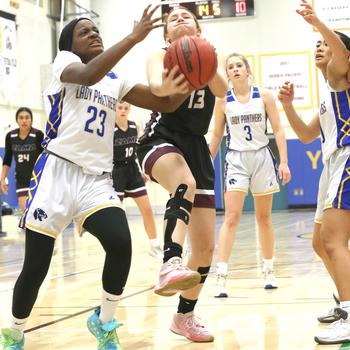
[84,106,107,137]
[244,125,253,141]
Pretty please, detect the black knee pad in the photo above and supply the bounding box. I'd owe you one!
[164,184,193,243]
[197,266,210,284]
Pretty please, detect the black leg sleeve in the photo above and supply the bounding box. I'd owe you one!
[12,229,55,319]
[83,207,132,295]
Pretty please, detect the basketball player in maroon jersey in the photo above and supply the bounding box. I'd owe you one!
[137,6,227,342]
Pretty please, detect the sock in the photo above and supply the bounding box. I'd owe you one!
[149,238,160,248]
[340,301,350,310]
[177,295,198,314]
[99,290,121,324]
[11,317,28,335]
[216,262,228,275]
[262,257,274,271]
[163,242,182,263]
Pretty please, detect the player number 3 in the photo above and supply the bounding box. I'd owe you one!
[244,125,252,141]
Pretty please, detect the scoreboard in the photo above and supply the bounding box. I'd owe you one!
[161,0,255,20]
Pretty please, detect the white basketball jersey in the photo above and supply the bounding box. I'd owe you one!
[43,51,135,175]
[225,86,269,151]
[319,81,350,162]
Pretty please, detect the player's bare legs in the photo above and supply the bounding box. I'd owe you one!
[18,196,26,213]
[170,207,215,342]
[254,194,277,289]
[133,195,162,259]
[214,191,245,297]
[151,152,201,296]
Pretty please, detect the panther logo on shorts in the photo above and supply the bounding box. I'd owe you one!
[228,178,237,185]
[33,208,48,221]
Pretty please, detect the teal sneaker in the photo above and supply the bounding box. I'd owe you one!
[87,307,123,350]
[0,328,24,350]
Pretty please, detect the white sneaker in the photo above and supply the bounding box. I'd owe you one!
[263,270,278,289]
[318,294,341,323]
[149,244,163,260]
[214,273,228,298]
[315,308,350,344]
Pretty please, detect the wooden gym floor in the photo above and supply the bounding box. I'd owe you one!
[0,209,348,350]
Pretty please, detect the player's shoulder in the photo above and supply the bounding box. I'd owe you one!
[258,86,272,98]
[29,128,43,136]
[128,120,137,128]
[8,128,19,137]
[148,48,166,61]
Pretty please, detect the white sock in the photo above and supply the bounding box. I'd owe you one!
[11,317,28,335]
[263,257,275,271]
[99,290,121,324]
[216,262,228,276]
[149,238,161,248]
[340,301,350,310]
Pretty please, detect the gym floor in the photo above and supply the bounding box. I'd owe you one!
[0,209,345,349]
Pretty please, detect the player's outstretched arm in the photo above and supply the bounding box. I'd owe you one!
[208,53,228,98]
[123,83,189,113]
[62,5,163,86]
[263,89,291,185]
[278,81,320,144]
[209,97,226,158]
[296,0,349,78]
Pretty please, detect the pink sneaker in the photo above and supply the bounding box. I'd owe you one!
[170,312,214,342]
[154,257,201,297]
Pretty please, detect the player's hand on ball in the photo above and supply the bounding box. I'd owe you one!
[162,66,190,95]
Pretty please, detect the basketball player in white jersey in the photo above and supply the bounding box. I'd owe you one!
[278,0,350,344]
[0,5,191,350]
[210,53,291,297]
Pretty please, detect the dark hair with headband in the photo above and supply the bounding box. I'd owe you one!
[16,107,33,121]
[58,17,91,51]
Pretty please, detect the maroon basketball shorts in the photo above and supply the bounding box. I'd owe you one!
[137,124,215,208]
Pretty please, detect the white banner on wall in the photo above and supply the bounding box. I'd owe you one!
[258,51,314,110]
[0,13,17,102]
[312,0,350,31]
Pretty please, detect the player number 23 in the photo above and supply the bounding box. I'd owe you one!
[84,106,107,137]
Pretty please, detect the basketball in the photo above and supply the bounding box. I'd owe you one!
[163,36,218,90]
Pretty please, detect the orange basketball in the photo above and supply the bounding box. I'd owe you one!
[164,36,218,90]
